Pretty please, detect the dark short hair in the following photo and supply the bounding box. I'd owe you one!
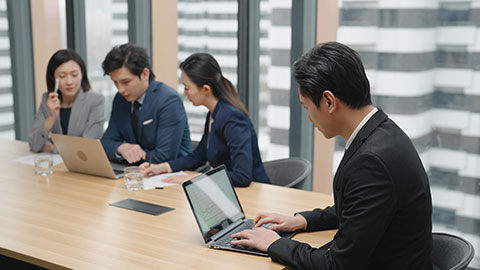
[46,49,91,93]
[292,42,371,108]
[102,43,155,82]
[180,53,249,116]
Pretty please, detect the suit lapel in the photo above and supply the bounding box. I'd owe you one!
[53,115,62,134]
[332,109,388,219]
[333,109,388,191]
[117,93,137,143]
[136,82,156,142]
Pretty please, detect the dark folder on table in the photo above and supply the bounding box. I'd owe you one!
[110,199,174,216]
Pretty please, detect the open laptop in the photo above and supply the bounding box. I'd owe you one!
[182,165,296,256]
[51,134,126,179]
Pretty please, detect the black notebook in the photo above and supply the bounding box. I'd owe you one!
[110,198,175,216]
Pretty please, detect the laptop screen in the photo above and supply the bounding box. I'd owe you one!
[183,166,244,241]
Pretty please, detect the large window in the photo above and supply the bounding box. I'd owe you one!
[338,0,480,267]
[177,0,238,141]
[177,0,292,162]
[258,0,292,161]
[85,0,128,123]
[0,0,13,139]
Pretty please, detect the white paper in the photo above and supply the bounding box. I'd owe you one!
[143,171,187,190]
[13,153,64,166]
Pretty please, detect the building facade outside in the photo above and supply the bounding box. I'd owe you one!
[2,1,477,267]
[0,0,14,139]
[337,0,480,267]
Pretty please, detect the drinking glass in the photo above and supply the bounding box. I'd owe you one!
[34,155,53,176]
[123,166,144,191]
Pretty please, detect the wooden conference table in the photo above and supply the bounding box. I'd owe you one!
[0,139,335,270]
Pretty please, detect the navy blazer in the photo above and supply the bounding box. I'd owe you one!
[268,110,433,270]
[101,81,192,164]
[168,101,270,187]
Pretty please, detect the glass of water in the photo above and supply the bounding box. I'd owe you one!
[34,155,53,176]
[123,166,144,191]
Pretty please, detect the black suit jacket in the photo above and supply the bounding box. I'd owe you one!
[268,110,433,270]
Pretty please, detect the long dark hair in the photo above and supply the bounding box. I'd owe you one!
[46,49,91,93]
[180,53,249,116]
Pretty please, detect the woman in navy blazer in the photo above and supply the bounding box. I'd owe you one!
[141,53,269,187]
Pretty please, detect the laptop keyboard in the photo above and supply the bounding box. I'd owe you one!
[214,220,273,250]
[113,168,124,175]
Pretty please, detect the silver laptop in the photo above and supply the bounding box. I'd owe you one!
[51,134,126,179]
[182,165,296,256]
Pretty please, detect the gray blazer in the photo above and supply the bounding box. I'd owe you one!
[28,89,105,152]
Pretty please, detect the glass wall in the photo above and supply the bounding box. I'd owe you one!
[258,0,292,161]
[337,0,480,267]
[85,0,128,124]
[0,0,14,139]
[177,0,238,141]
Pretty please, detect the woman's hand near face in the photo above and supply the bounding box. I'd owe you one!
[46,92,61,116]
[43,92,61,133]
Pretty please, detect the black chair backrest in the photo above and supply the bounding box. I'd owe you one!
[263,157,311,188]
[191,140,200,150]
[190,140,211,173]
[431,233,475,270]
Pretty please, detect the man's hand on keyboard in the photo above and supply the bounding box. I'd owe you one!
[253,212,307,232]
[230,227,280,252]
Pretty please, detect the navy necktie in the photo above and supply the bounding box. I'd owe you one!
[131,101,141,142]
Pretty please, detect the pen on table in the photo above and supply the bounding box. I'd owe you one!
[155,187,164,189]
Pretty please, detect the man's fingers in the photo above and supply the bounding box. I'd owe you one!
[231,230,249,239]
[230,239,250,246]
[126,151,141,164]
[230,230,252,246]
[267,224,282,231]
[126,153,139,164]
[134,149,145,162]
[254,213,268,224]
[254,216,277,227]
[254,217,268,227]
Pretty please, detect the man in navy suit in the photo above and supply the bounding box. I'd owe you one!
[101,43,192,165]
[231,42,433,270]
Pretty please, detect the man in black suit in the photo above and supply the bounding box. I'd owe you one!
[231,42,433,270]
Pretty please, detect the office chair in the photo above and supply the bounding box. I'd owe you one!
[263,157,311,188]
[191,140,211,173]
[431,232,475,270]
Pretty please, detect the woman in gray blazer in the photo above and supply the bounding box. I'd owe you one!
[29,49,105,153]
